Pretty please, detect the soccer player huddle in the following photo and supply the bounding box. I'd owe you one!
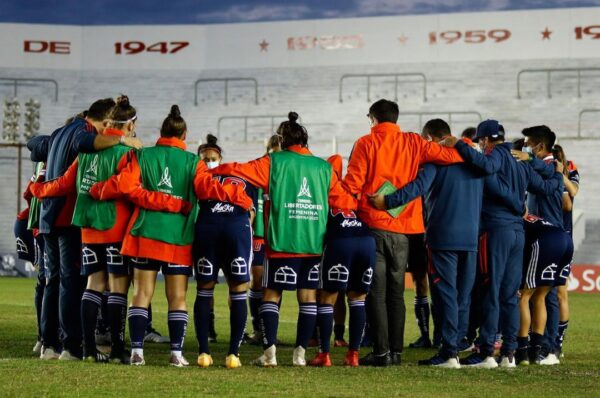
[14,96,578,369]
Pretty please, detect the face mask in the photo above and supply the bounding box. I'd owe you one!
[205,161,219,169]
[523,146,533,154]
[475,145,483,153]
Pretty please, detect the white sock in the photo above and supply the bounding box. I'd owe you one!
[132,348,144,357]
[171,350,182,358]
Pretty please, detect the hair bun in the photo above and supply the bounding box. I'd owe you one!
[116,95,130,107]
[206,133,218,145]
[169,105,181,119]
[288,111,299,123]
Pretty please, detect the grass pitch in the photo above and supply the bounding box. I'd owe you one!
[0,277,599,397]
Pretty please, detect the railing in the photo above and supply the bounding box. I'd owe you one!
[0,78,58,102]
[217,115,287,142]
[194,78,258,106]
[339,73,427,103]
[398,111,482,132]
[578,109,600,139]
[517,68,600,99]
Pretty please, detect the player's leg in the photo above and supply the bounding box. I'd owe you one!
[248,240,265,344]
[530,286,552,364]
[517,289,534,365]
[555,237,573,356]
[164,268,191,367]
[106,249,131,364]
[80,244,108,362]
[407,234,432,348]
[309,290,337,367]
[39,233,61,359]
[128,260,158,365]
[333,293,347,347]
[295,259,319,366]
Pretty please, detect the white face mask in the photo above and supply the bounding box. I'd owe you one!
[523,146,533,154]
[205,161,219,169]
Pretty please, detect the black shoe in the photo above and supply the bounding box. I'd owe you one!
[390,352,402,365]
[528,345,542,364]
[409,336,432,349]
[515,347,529,365]
[109,349,131,365]
[359,352,392,367]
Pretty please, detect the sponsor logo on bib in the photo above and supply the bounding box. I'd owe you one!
[157,167,173,189]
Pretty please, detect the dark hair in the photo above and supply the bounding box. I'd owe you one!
[197,134,222,157]
[107,95,136,129]
[512,138,525,151]
[87,98,116,121]
[461,127,476,139]
[423,119,451,139]
[160,105,187,138]
[65,110,88,125]
[552,144,569,177]
[522,125,556,152]
[277,112,308,149]
[368,99,399,124]
[266,134,281,154]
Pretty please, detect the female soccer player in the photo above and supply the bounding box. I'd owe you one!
[247,135,281,345]
[90,105,252,367]
[212,112,356,366]
[308,155,375,367]
[31,96,187,363]
[193,134,257,369]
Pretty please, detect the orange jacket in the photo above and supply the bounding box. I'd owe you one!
[343,122,463,234]
[213,145,357,258]
[93,137,253,265]
[30,129,187,244]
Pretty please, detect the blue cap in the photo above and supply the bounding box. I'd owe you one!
[474,119,504,142]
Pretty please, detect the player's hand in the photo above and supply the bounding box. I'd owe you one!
[440,136,459,147]
[555,160,564,174]
[89,182,104,200]
[180,200,193,216]
[367,193,387,210]
[35,169,46,183]
[511,150,529,161]
[122,136,143,150]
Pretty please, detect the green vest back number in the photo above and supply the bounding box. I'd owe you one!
[130,145,199,246]
[27,162,44,230]
[267,150,331,254]
[253,188,265,238]
[72,145,131,231]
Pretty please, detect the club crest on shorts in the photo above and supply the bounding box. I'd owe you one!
[297,177,312,198]
[328,264,349,283]
[196,257,214,276]
[82,247,98,265]
[541,263,558,281]
[106,246,123,266]
[362,267,373,285]
[16,238,29,254]
[157,167,173,189]
[308,263,320,281]
[274,266,297,284]
[231,257,248,276]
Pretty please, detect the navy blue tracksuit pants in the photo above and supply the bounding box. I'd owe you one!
[428,250,476,358]
[478,227,524,356]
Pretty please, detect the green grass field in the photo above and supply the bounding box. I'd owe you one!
[0,278,599,397]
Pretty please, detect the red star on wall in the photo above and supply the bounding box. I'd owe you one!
[259,39,269,52]
[541,27,552,40]
[397,34,408,45]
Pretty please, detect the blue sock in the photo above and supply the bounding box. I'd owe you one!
[557,320,569,349]
[107,293,128,353]
[259,302,279,349]
[81,289,102,356]
[414,296,430,339]
[348,299,366,351]
[128,306,149,350]
[194,289,213,354]
[229,292,248,356]
[168,310,188,354]
[296,302,317,349]
[249,289,263,333]
[317,304,334,353]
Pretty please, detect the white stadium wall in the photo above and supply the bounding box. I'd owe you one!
[0,7,599,259]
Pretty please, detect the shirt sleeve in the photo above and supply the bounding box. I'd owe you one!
[454,140,502,175]
[30,158,78,198]
[419,136,464,165]
[525,162,563,196]
[342,139,368,196]
[27,135,51,162]
[194,162,253,210]
[72,128,97,154]
[92,153,142,200]
[569,169,580,186]
[328,170,358,210]
[209,156,271,191]
[528,157,555,179]
[384,164,437,209]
